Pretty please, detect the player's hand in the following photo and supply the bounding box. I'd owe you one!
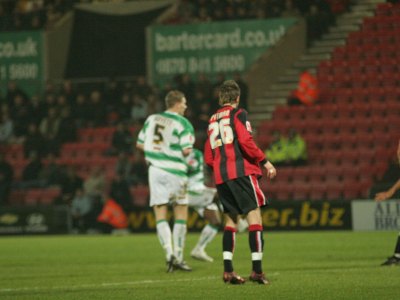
[264,161,276,179]
[374,191,390,202]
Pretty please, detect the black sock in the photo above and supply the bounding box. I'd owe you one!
[223,226,236,272]
[249,224,264,274]
[394,234,400,256]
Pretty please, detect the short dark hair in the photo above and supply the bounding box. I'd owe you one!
[165,90,185,108]
[219,80,240,106]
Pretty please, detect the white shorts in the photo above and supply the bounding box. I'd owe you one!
[188,186,218,217]
[148,165,188,207]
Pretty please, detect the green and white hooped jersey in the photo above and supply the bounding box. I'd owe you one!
[186,148,205,194]
[137,111,195,178]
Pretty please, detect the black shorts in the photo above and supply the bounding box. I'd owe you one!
[216,175,268,215]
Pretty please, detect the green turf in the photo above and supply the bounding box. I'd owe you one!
[0,231,399,299]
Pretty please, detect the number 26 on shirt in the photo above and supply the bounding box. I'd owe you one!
[209,118,234,149]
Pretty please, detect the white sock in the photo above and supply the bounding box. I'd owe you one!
[173,220,187,263]
[194,224,218,252]
[156,220,173,261]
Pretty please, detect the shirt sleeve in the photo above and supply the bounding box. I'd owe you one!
[136,117,149,145]
[234,109,266,164]
[179,119,195,150]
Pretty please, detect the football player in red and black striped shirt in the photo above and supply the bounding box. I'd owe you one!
[204,80,277,285]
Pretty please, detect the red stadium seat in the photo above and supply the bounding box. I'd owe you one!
[309,184,326,201]
[325,182,343,201]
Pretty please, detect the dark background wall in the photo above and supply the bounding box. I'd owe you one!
[65,6,167,78]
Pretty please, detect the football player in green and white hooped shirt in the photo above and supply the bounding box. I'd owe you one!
[136,90,195,273]
[186,148,221,263]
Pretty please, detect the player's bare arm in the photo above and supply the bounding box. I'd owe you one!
[136,143,144,151]
[375,178,400,202]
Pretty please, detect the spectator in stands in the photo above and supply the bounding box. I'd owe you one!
[70,188,93,234]
[195,73,213,100]
[10,94,30,138]
[44,2,62,29]
[55,94,70,117]
[288,69,319,106]
[109,122,134,155]
[134,76,152,99]
[266,0,284,18]
[233,72,249,111]
[195,6,212,22]
[131,94,148,124]
[23,123,45,159]
[39,107,61,156]
[265,130,288,167]
[177,0,196,23]
[84,166,106,202]
[104,79,121,112]
[195,101,211,143]
[57,107,77,144]
[177,73,195,102]
[57,165,83,205]
[59,80,76,105]
[281,0,301,17]
[146,94,163,116]
[42,93,57,114]
[0,111,14,144]
[285,129,308,166]
[20,151,46,189]
[6,81,28,107]
[72,93,90,128]
[41,153,64,186]
[116,92,132,123]
[110,172,132,214]
[42,80,54,95]
[0,153,13,205]
[115,152,133,183]
[305,1,334,44]
[86,90,106,127]
[29,95,46,125]
[130,151,148,186]
[96,197,129,234]
[0,3,13,31]
[326,0,350,14]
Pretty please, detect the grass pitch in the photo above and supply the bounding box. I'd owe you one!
[0,231,399,300]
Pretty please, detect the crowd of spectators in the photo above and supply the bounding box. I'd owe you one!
[0,73,248,219]
[1,73,240,150]
[0,0,78,32]
[164,0,351,43]
[1,0,351,44]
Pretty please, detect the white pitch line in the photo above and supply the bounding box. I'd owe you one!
[0,272,281,293]
[0,276,219,293]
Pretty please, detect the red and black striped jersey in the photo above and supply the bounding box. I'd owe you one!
[204,105,266,184]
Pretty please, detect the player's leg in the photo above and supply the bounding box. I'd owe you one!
[216,182,245,284]
[222,213,245,284]
[246,208,269,284]
[172,203,192,271]
[190,188,221,262]
[381,232,400,266]
[240,175,269,285]
[149,166,175,272]
[191,207,220,262]
[153,204,175,272]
